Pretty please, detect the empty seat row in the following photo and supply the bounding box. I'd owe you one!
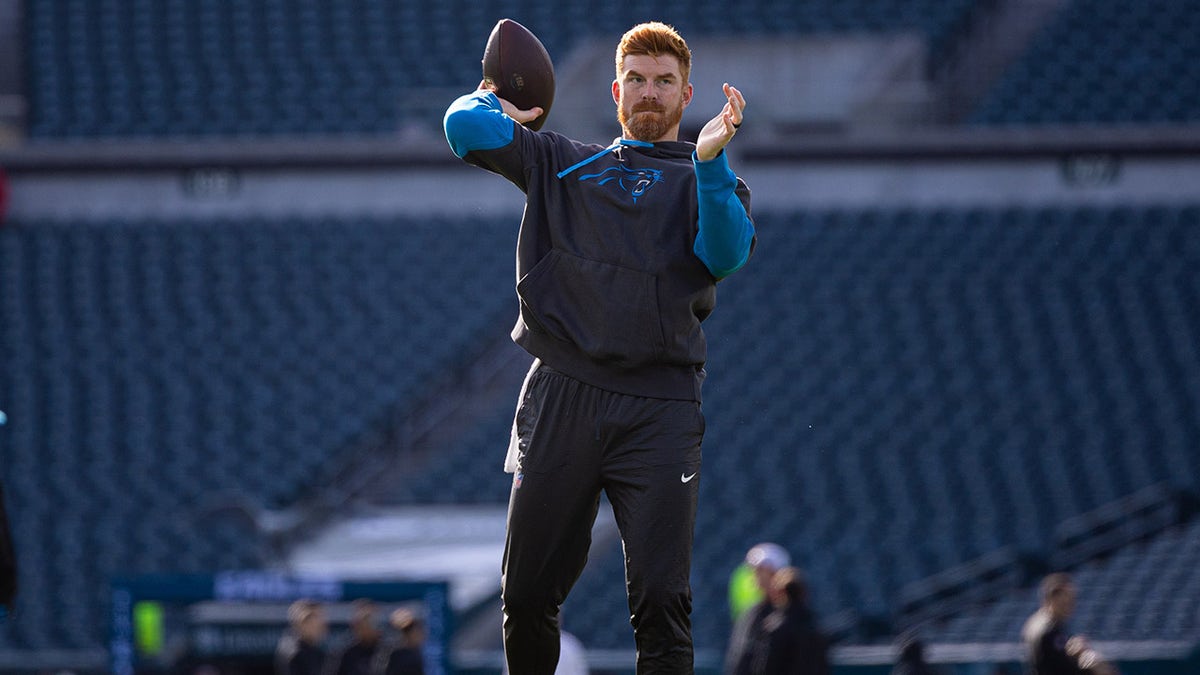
[5,204,1200,655]
[24,0,983,138]
[363,205,1200,651]
[0,213,516,649]
[972,0,1200,125]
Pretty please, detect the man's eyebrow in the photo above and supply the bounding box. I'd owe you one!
[625,69,676,80]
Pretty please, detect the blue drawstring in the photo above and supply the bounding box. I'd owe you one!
[556,138,653,179]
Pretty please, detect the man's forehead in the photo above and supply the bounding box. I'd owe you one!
[621,53,682,78]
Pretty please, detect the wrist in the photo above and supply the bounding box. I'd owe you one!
[693,149,734,189]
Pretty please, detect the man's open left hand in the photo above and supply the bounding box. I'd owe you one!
[696,83,745,162]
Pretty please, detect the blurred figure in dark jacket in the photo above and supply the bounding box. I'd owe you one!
[332,600,383,675]
[726,543,791,675]
[275,600,329,675]
[376,608,425,675]
[753,566,829,675]
[1022,574,1116,675]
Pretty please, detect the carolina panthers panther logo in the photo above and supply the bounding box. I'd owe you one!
[578,165,664,203]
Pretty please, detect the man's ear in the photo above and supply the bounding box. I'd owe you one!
[682,82,694,108]
[612,79,621,105]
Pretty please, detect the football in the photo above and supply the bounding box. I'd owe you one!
[481,18,555,130]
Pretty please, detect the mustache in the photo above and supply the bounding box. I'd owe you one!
[632,102,666,113]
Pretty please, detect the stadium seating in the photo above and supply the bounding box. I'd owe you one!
[972,0,1200,125]
[24,0,982,138]
[26,0,1200,134]
[5,204,1200,656]
[0,214,515,649]
[685,204,1200,645]
[390,404,515,505]
[929,518,1200,643]
[386,205,1200,651]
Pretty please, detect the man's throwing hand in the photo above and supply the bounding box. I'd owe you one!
[479,80,544,126]
[696,83,745,162]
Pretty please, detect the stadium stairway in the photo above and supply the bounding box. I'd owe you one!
[924,516,1200,650]
[897,482,1199,632]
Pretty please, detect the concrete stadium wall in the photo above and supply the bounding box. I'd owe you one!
[4,145,1200,222]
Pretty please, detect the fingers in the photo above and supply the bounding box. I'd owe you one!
[722,82,746,127]
[724,83,746,109]
[478,78,542,124]
[519,106,545,123]
[484,87,542,123]
[508,105,544,124]
[697,84,747,159]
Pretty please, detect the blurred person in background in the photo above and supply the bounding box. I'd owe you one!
[752,566,829,675]
[725,543,790,675]
[1022,573,1116,675]
[728,560,761,623]
[275,599,329,675]
[377,608,425,675]
[332,600,383,675]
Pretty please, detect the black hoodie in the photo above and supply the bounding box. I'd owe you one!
[447,93,754,401]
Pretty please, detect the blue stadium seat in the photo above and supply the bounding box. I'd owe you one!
[929,519,1200,642]
[0,214,515,649]
[5,204,1200,654]
[25,0,984,138]
[973,0,1200,125]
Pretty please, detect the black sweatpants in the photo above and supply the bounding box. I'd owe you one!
[502,365,704,675]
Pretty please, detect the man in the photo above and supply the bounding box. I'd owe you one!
[274,599,329,675]
[1021,574,1115,675]
[377,609,425,675]
[331,600,382,675]
[444,21,754,675]
[753,567,829,675]
[725,544,790,675]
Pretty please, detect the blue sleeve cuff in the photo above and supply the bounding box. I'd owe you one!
[444,91,516,158]
[692,149,736,191]
[692,148,753,278]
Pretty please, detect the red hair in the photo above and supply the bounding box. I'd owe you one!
[615,22,692,83]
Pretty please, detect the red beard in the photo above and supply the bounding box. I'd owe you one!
[619,99,684,142]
